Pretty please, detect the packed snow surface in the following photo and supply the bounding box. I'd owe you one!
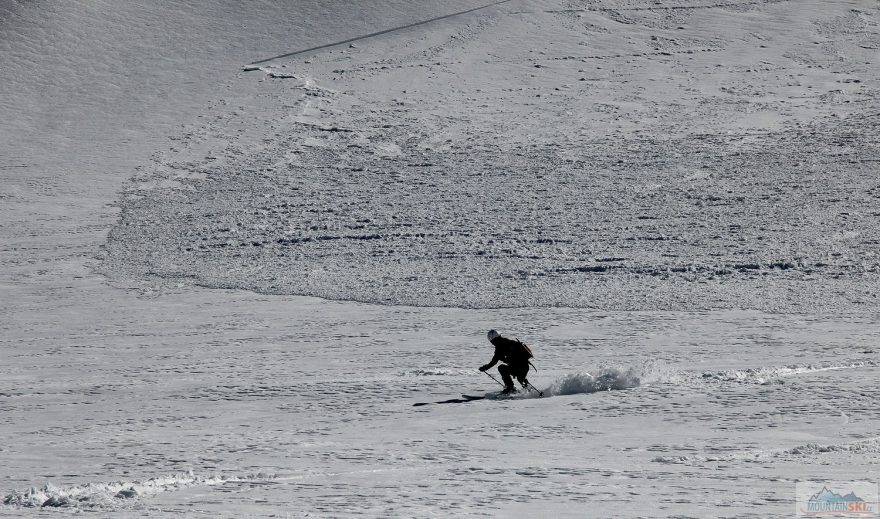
[2,0,880,517]
[3,303,879,516]
[101,0,880,312]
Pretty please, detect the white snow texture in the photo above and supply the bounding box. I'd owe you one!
[2,0,879,517]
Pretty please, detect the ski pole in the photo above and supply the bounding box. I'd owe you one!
[482,371,505,388]
[523,381,544,397]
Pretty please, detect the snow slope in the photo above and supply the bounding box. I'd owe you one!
[2,303,879,516]
[101,0,880,312]
[2,0,880,517]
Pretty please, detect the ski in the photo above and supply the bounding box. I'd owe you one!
[464,391,518,400]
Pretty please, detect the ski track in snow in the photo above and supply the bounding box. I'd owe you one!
[3,0,880,516]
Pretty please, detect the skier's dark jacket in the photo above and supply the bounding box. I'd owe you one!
[483,336,530,372]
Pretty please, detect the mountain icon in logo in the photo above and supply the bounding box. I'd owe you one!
[809,487,865,503]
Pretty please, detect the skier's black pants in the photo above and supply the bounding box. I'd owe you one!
[498,363,529,389]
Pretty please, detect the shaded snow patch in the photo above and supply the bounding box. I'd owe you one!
[651,437,880,467]
[701,361,879,384]
[651,451,770,465]
[3,471,275,509]
[784,437,880,456]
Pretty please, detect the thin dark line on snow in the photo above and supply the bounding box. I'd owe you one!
[249,0,515,65]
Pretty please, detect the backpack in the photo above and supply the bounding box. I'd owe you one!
[514,338,533,360]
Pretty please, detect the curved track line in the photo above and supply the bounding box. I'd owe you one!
[250,0,515,65]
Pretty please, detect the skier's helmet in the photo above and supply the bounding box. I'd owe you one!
[487,329,500,342]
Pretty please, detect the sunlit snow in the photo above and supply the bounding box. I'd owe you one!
[2,0,879,516]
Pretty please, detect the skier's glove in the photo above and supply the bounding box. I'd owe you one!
[479,365,489,372]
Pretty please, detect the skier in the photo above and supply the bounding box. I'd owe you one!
[479,329,532,394]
